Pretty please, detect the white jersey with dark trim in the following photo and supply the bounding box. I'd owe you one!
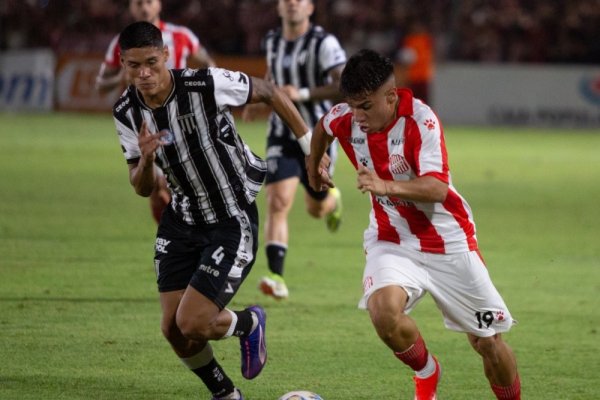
[264,25,346,142]
[113,68,266,225]
[322,89,478,254]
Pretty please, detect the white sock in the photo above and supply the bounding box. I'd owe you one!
[179,343,213,369]
[223,309,237,338]
[415,354,436,378]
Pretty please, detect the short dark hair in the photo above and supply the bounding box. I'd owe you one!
[340,49,394,99]
[118,21,163,52]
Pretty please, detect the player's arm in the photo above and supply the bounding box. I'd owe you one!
[357,167,448,202]
[307,117,335,192]
[281,64,345,102]
[127,121,168,197]
[187,47,216,69]
[249,77,310,143]
[96,63,127,95]
[242,71,272,122]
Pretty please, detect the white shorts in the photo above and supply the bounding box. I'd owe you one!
[359,242,515,337]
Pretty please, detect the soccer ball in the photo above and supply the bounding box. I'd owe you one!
[278,391,324,400]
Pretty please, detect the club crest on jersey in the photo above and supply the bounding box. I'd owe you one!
[177,113,198,135]
[389,154,410,175]
[297,50,308,64]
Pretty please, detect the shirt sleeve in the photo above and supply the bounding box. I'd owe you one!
[322,103,351,138]
[113,113,141,163]
[179,25,201,55]
[104,36,121,69]
[319,35,347,72]
[210,68,252,107]
[410,107,449,182]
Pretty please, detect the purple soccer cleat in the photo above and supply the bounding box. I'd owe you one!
[240,305,267,379]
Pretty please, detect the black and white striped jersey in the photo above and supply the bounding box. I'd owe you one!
[264,25,346,150]
[113,68,266,225]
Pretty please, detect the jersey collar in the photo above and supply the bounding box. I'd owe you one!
[134,70,176,110]
[371,88,414,136]
[396,88,414,117]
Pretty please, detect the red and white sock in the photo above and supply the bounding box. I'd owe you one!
[491,373,521,400]
[394,334,429,372]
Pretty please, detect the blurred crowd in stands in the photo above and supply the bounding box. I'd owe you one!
[2,0,600,64]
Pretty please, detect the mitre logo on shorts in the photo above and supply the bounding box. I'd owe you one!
[198,264,220,277]
[389,154,410,175]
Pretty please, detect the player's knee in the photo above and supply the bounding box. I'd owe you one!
[160,319,177,343]
[267,192,289,214]
[371,312,400,338]
[369,301,409,341]
[468,334,501,361]
[175,311,210,341]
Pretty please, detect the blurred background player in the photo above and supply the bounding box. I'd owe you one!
[96,0,215,224]
[243,0,347,300]
[307,49,520,400]
[395,17,434,103]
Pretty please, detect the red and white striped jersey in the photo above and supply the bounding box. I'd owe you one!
[103,20,201,70]
[322,89,478,254]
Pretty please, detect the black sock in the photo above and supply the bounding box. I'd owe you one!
[233,310,254,337]
[266,243,287,276]
[191,358,235,398]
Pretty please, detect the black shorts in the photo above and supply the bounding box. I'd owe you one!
[265,142,337,201]
[153,203,259,309]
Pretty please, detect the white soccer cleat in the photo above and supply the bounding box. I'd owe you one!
[259,274,289,300]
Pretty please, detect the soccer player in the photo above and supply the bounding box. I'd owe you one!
[307,49,521,400]
[243,0,347,300]
[97,0,215,224]
[112,21,312,400]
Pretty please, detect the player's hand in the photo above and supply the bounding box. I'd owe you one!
[357,165,387,195]
[307,154,334,192]
[138,121,168,164]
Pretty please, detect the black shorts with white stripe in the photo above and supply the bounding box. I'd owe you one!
[153,202,259,309]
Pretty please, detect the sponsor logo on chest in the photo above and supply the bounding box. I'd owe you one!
[347,136,365,144]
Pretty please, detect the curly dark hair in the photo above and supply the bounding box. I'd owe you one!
[118,21,164,51]
[340,49,394,99]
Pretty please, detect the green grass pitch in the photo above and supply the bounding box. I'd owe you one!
[0,112,598,399]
